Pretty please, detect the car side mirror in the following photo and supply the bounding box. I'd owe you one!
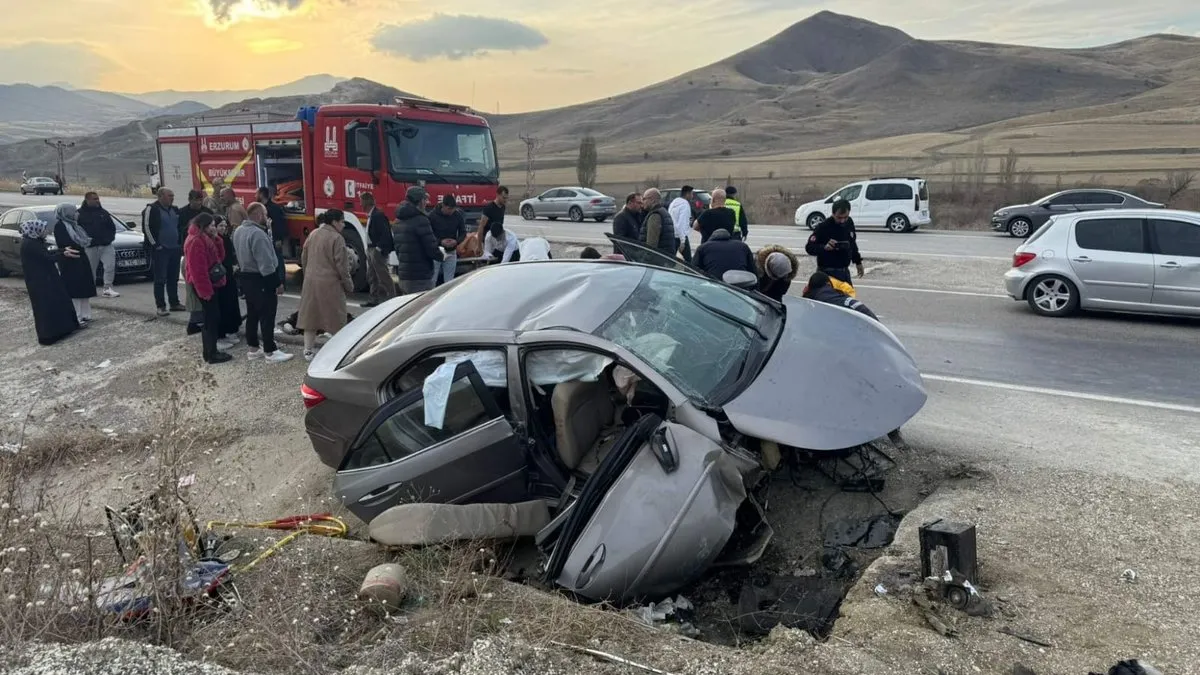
[537,196,544,201]
[722,269,759,290]
[125,221,137,229]
[1041,203,1052,209]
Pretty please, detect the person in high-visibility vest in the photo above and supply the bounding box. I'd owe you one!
[724,185,750,241]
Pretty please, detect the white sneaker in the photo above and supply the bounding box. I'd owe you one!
[102,287,120,298]
[303,349,316,362]
[317,332,333,341]
[265,350,295,363]
[217,339,235,351]
[246,348,264,360]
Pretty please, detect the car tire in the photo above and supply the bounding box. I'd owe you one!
[1008,218,1033,238]
[521,205,535,220]
[568,206,584,223]
[806,212,824,230]
[0,264,10,278]
[594,216,607,223]
[1026,275,1079,317]
[886,213,911,233]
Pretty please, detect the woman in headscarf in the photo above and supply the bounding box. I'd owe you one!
[183,213,232,364]
[19,218,82,345]
[297,209,354,362]
[53,203,97,325]
[214,216,243,347]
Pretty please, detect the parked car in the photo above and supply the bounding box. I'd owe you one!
[303,252,926,602]
[519,187,616,223]
[1003,209,1200,317]
[0,206,151,281]
[19,177,62,195]
[794,177,930,233]
[661,188,712,219]
[991,189,1162,239]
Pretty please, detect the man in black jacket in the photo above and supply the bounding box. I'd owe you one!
[141,188,185,316]
[256,187,290,289]
[804,199,864,286]
[640,188,677,258]
[611,192,643,243]
[802,271,878,320]
[693,229,755,281]
[79,191,119,298]
[428,194,466,286]
[359,192,397,307]
[178,190,212,233]
[392,186,443,295]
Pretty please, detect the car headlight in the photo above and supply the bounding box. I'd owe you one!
[995,210,1009,218]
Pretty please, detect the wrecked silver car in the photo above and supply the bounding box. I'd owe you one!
[302,255,926,603]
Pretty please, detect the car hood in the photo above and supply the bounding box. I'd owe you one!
[797,198,827,213]
[996,203,1033,213]
[114,230,145,246]
[721,296,927,450]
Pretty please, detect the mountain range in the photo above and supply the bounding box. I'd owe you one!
[3,13,1200,186]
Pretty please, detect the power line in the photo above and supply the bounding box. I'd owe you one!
[44,139,76,191]
[518,133,542,198]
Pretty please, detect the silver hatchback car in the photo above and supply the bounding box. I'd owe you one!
[1004,209,1200,317]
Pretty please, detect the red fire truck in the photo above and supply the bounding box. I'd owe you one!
[154,97,500,291]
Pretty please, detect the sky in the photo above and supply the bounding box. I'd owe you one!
[1,0,1199,112]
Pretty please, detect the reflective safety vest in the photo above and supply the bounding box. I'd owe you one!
[726,198,743,235]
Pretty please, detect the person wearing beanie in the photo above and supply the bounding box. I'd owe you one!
[723,185,749,241]
[428,193,467,286]
[694,228,755,281]
[392,186,443,294]
[754,244,799,302]
[802,271,878,320]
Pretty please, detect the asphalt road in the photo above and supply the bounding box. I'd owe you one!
[3,265,1196,411]
[0,192,1019,261]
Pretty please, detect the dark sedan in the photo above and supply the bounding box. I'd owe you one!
[991,189,1163,238]
[0,206,152,281]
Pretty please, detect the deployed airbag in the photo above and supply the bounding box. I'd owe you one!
[369,500,551,546]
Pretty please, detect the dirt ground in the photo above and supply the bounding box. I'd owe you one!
[1,288,1196,675]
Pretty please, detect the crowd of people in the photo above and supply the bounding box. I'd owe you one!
[16,181,877,354]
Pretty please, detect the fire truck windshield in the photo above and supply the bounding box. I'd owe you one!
[385,119,498,184]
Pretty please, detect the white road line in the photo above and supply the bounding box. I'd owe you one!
[923,374,1200,414]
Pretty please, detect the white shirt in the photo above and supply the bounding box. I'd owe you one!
[483,230,520,263]
[519,236,552,261]
[668,197,692,240]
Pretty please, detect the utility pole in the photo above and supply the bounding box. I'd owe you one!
[518,133,542,198]
[44,139,75,191]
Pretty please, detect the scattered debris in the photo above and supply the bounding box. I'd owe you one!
[1089,660,1164,675]
[95,359,112,369]
[629,595,699,637]
[874,583,888,596]
[177,473,197,488]
[1120,568,1138,583]
[824,514,900,550]
[551,640,678,675]
[1,442,21,454]
[924,569,993,617]
[919,518,979,584]
[359,563,409,609]
[737,576,843,636]
[999,626,1055,648]
[913,593,960,637]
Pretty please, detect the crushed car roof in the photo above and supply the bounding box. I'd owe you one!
[400,261,647,336]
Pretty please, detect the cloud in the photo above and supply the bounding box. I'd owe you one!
[535,67,593,75]
[371,14,548,61]
[0,41,119,87]
[202,0,304,24]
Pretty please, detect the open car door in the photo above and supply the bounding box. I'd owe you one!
[606,233,703,276]
[334,361,528,523]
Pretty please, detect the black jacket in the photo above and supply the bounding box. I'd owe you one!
[805,217,863,270]
[264,201,288,244]
[392,202,441,281]
[807,284,878,320]
[612,208,641,241]
[143,201,185,248]
[428,208,466,252]
[366,207,394,255]
[77,204,116,247]
[641,206,677,258]
[694,230,755,281]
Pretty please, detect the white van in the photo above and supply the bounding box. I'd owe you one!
[794,177,930,233]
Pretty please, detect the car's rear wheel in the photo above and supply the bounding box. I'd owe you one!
[568,206,584,223]
[1008,218,1033,238]
[1027,275,1079,317]
[886,213,911,233]
[521,205,535,220]
[806,212,824,230]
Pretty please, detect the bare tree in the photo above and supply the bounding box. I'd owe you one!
[518,133,543,199]
[998,148,1019,199]
[1166,170,1196,204]
[969,143,989,204]
[576,136,598,188]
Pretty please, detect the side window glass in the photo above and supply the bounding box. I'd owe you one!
[1152,219,1200,257]
[1049,193,1076,206]
[865,184,885,201]
[1074,218,1144,253]
[1093,192,1124,205]
[343,374,496,471]
[841,185,862,201]
[891,184,913,200]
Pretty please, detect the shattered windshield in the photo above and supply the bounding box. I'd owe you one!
[595,269,778,405]
[385,120,499,183]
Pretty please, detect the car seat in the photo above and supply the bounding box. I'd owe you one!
[550,380,616,472]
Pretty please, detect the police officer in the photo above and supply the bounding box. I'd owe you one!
[804,199,864,288]
[724,185,750,241]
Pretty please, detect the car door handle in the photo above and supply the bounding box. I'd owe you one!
[1071,256,1091,263]
[359,482,403,504]
[1160,262,1182,269]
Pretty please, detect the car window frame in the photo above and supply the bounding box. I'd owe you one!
[339,360,505,473]
[1087,192,1125,206]
[1149,217,1200,258]
[385,345,509,401]
[1072,216,1148,254]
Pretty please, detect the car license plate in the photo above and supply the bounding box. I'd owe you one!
[117,258,142,268]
